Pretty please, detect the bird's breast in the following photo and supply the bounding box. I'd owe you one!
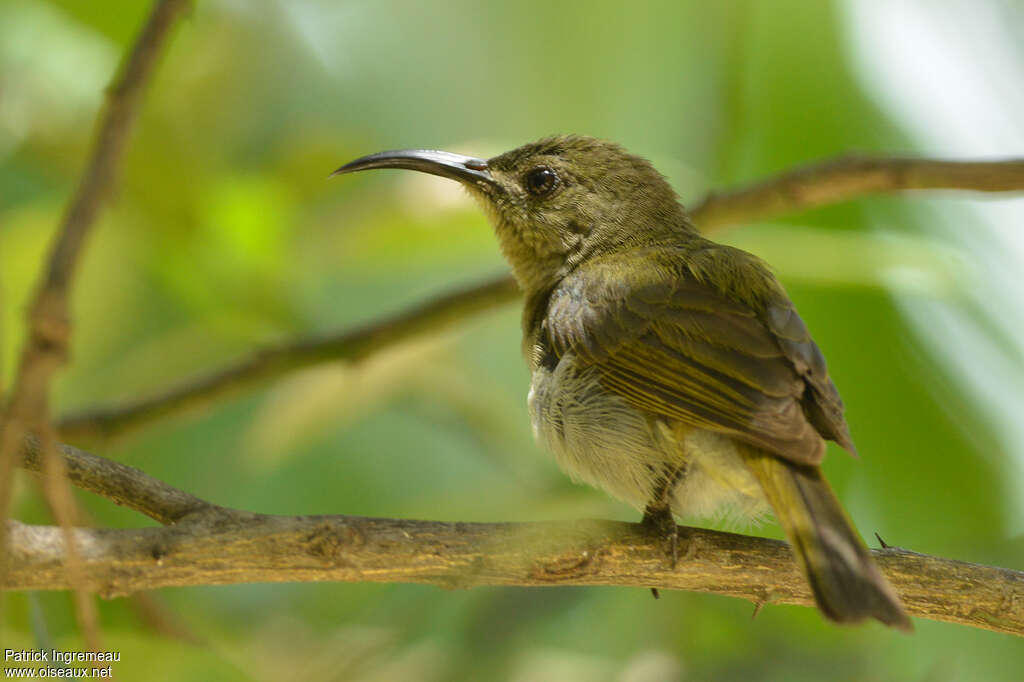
[528,352,669,510]
[528,350,768,521]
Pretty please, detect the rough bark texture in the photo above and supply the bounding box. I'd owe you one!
[12,441,1024,637]
[6,515,1022,636]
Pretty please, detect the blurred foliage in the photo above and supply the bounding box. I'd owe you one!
[2,0,1023,680]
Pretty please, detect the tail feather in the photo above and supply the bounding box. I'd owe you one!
[742,448,911,630]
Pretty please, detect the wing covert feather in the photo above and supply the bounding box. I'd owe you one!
[544,256,854,465]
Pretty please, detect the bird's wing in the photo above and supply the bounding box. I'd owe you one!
[544,252,854,466]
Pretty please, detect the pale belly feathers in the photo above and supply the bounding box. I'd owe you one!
[528,351,769,523]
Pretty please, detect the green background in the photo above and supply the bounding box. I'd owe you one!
[2,0,1023,680]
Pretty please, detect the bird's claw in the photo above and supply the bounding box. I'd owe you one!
[642,505,680,569]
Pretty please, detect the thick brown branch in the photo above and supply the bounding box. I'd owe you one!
[13,443,1023,635]
[689,155,1024,229]
[5,515,1022,636]
[57,276,520,440]
[56,156,1024,443]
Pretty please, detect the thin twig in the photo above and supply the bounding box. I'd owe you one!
[0,0,190,649]
[36,430,103,651]
[5,514,1022,637]
[127,592,205,645]
[689,155,1024,229]
[55,156,1024,443]
[57,276,520,440]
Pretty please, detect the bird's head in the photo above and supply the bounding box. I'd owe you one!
[334,135,693,293]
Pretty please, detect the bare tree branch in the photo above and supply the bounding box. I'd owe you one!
[1,0,191,447]
[55,156,1024,444]
[57,276,520,441]
[21,438,211,526]
[5,514,1022,637]
[12,441,1024,637]
[35,430,103,651]
[0,0,190,649]
[689,155,1024,229]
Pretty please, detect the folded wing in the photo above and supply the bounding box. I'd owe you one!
[544,250,854,466]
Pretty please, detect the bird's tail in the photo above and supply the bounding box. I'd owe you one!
[742,448,912,630]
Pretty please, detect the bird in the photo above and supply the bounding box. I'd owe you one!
[333,134,911,630]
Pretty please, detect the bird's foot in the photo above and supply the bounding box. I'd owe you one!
[642,503,679,569]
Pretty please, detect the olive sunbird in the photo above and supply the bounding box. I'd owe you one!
[334,135,911,630]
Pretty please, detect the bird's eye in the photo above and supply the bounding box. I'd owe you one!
[524,167,559,196]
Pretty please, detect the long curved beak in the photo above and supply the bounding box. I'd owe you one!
[332,149,495,189]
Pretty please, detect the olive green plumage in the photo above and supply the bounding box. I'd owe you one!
[335,134,911,630]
